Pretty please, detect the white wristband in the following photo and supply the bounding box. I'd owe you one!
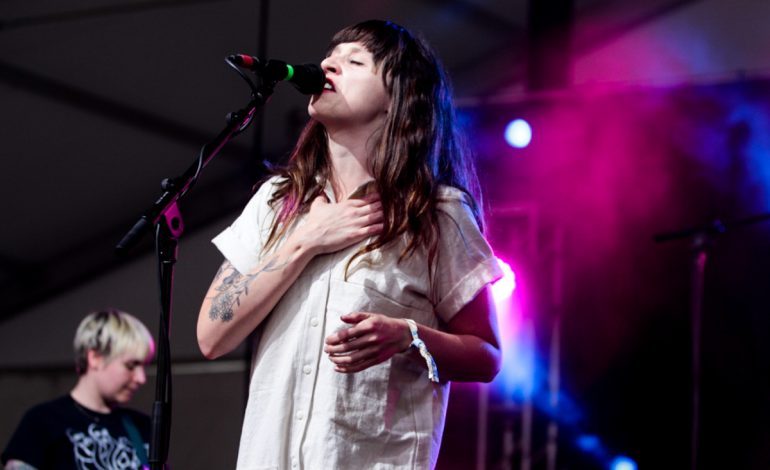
[405,319,439,383]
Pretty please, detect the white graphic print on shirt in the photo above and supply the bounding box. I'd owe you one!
[66,424,143,470]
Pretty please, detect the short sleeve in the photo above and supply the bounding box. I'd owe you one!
[1,406,51,467]
[212,176,281,274]
[433,188,503,322]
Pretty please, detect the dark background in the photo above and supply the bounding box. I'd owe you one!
[2,1,769,468]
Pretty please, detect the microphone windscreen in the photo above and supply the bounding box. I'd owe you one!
[290,64,325,95]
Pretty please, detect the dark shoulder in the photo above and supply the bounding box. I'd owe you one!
[5,395,75,446]
[21,395,75,420]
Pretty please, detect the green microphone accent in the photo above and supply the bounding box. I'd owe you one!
[285,64,295,81]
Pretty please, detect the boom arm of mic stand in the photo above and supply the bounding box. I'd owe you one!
[115,91,268,255]
[653,212,770,244]
[113,85,273,470]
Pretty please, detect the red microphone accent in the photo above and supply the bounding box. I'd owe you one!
[237,55,256,68]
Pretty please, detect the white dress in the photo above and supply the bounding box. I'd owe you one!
[213,176,502,470]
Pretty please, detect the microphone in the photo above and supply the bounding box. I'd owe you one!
[228,54,325,95]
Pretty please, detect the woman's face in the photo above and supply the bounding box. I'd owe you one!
[308,41,390,132]
[90,350,148,405]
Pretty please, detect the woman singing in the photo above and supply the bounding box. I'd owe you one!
[197,19,502,469]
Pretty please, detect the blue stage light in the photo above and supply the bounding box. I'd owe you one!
[575,434,601,453]
[610,455,638,470]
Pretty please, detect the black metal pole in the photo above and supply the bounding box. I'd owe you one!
[116,85,276,468]
[688,237,707,470]
[149,208,181,469]
[527,3,572,468]
[654,212,770,470]
[527,0,573,92]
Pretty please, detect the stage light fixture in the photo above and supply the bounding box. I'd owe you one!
[610,456,638,470]
[575,434,601,453]
[491,257,516,303]
[504,118,532,149]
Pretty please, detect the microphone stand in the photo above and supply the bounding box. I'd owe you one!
[115,78,276,470]
[653,212,770,470]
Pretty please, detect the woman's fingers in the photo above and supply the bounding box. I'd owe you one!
[327,341,378,363]
[323,313,412,373]
[295,192,385,255]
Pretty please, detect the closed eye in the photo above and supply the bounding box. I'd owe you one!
[124,360,143,371]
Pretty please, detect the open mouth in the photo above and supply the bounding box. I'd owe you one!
[323,79,336,92]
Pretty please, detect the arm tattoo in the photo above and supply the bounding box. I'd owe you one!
[5,460,39,470]
[212,260,230,282]
[208,256,292,322]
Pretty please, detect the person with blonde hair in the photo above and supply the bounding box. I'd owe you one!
[2,309,155,470]
[197,19,502,469]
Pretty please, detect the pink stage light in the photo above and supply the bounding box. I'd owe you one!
[491,257,516,304]
[490,257,533,397]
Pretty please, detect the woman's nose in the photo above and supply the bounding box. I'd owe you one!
[321,56,338,74]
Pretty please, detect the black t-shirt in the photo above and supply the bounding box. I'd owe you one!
[2,395,150,469]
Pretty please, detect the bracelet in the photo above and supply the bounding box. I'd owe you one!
[405,319,439,383]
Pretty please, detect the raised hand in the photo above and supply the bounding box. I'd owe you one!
[293,193,383,256]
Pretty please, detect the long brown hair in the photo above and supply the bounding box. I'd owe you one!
[265,20,483,271]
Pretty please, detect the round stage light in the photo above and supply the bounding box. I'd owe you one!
[504,119,532,149]
[610,456,638,470]
[491,258,516,303]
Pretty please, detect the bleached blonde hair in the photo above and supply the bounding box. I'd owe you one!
[73,309,155,375]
